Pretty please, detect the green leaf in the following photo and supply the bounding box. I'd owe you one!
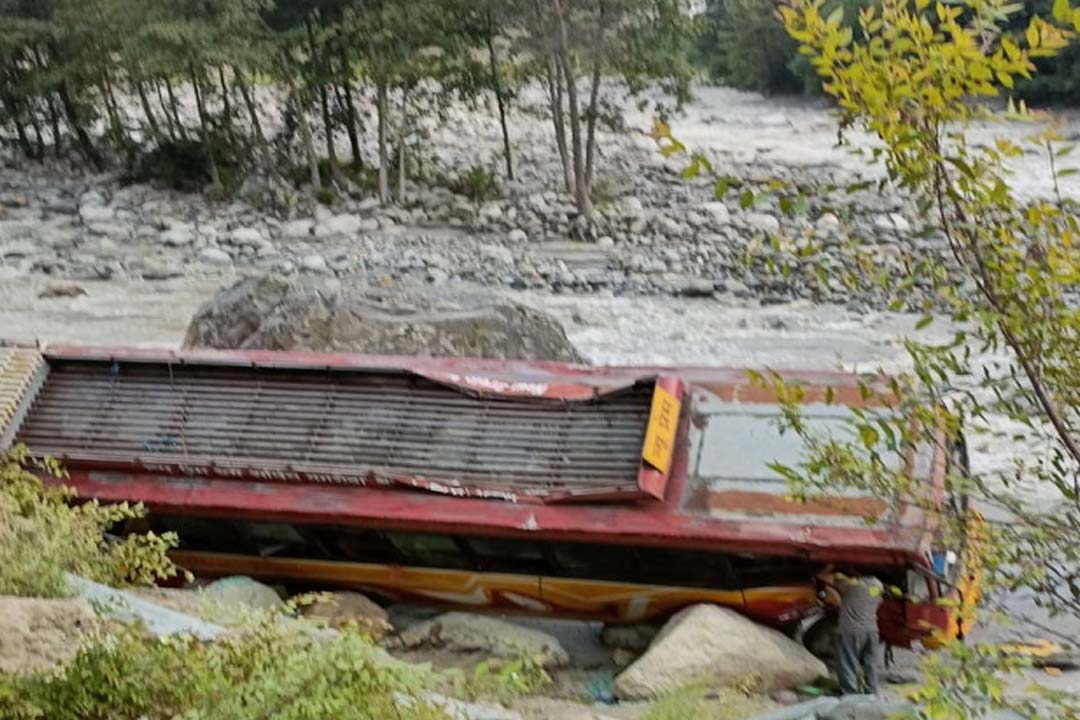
[715,178,731,198]
[1054,0,1071,23]
[858,424,880,448]
[740,190,755,209]
[916,315,934,329]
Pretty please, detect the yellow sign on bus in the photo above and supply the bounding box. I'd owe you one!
[642,385,681,474]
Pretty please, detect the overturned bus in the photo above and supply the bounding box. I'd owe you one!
[0,344,981,649]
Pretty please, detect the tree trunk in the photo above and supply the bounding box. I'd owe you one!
[164,77,186,139]
[485,18,514,181]
[100,78,123,138]
[235,66,272,168]
[58,81,103,169]
[308,20,341,188]
[545,62,572,194]
[1,94,33,158]
[136,80,162,141]
[30,47,62,153]
[398,86,408,204]
[376,78,389,204]
[217,66,234,143]
[340,57,361,166]
[101,64,126,142]
[583,63,602,193]
[297,96,321,189]
[155,80,178,141]
[190,67,221,187]
[46,94,62,156]
[28,106,45,158]
[552,0,590,220]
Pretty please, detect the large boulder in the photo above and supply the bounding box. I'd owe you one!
[613,604,828,700]
[0,596,102,674]
[202,576,282,611]
[396,612,570,668]
[183,276,585,362]
[301,591,392,639]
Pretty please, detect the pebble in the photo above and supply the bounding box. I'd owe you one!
[198,247,232,265]
[300,254,328,272]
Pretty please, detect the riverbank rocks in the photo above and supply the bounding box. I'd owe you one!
[0,596,102,674]
[301,591,392,638]
[202,576,283,611]
[395,612,570,668]
[613,604,827,700]
[183,275,585,362]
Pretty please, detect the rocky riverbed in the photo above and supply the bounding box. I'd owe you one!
[3,82,1080,703]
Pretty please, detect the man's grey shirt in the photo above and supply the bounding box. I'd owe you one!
[838,575,884,634]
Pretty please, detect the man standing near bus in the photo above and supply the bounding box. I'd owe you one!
[818,565,884,696]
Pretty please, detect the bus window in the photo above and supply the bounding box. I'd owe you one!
[466,536,550,574]
[383,531,473,570]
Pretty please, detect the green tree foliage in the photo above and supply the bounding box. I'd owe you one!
[524,0,697,226]
[756,0,1080,714]
[0,0,695,209]
[0,445,181,598]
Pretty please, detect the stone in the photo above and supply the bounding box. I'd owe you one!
[612,604,828,700]
[316,214,362,238]
[820,695,914,720]
[197,247,232,265]
[202,576,282,610]
[418,693,524,720]
[745,212,781,234]
[596,236,615,248]
[479,202,503,221]
[619,196,644,217]
[397,612,569,668]
[701,202,731,225]
[301,591,392,638]
[479,244,514,265]
[140,264,184,281]
[183,276,585,362]
[680,278,716,298]
[160,225,196,247]
[888,213,911,232]
[79,204,114,225]
[299,254,328,272]
[815,213,840,232]
[600,623,661,652]
[281,219,315,240]
[38,283,87,299]
[0,596,102,674]
[229,227,264,245]
[872,214,897,233]
[508,228,528,243]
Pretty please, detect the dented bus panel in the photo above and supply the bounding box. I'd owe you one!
[0,344,979,647]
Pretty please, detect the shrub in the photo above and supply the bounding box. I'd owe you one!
[443,657,551,707]
[447,165,499,203]
[0,619,446,720]
[0,445,181,598]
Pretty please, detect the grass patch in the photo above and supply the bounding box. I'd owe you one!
[642,684,772,720]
